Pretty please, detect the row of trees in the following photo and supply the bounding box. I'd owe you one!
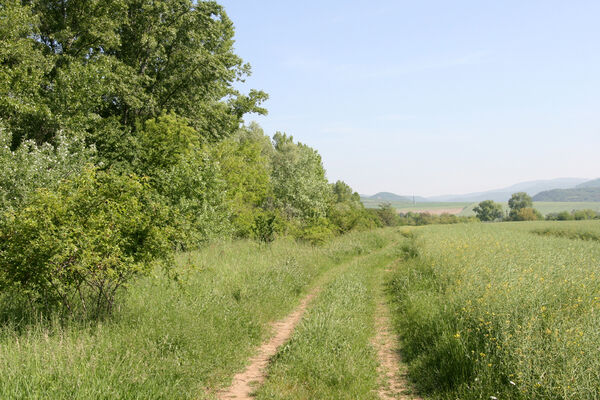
[473,192,600,222]
[474,192,542,222]
[372,203,475,227]
[0,0,373,316]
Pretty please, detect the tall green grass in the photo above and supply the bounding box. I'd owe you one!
[0,230,393,399]
[388,221,600,399]
[532,220,600,242]
[255,244,400,399]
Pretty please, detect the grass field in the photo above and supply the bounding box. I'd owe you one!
[255,244,399,399]
[388,220,600,399]
[459,201,600,216]
[4,221,600,399]
[0,230,395,399]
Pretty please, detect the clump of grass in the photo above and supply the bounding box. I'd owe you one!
[388,221,600,399]
[255,245,398,400]
[0,230,395,399]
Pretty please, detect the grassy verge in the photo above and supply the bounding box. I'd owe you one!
[388,221,600,399]
[0,229,394,399]
[255,242,401,400]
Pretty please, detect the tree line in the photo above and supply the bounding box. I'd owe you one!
[0,0,378,316]
[473,192,600,222]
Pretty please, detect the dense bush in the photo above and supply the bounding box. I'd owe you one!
[0,168,171,316]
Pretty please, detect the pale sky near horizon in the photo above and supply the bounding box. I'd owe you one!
[219,0,599,196]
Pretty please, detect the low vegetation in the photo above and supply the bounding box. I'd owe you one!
[388,221,600,399]
[256,243,399,399]
[0,230,393,399]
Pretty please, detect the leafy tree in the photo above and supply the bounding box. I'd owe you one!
[328,180,372,233]
[211,127,272,237]
[4,0,267,152]
[473,200,504,222]
[270,132,332,221]
[134,113,232,248]
[377,202,398,226]
[513,207,542,221]
[508,192,533,220]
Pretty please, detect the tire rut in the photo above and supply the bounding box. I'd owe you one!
[374,268,422,400]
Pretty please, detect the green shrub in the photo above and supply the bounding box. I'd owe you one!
[514,207,542,221]
[0,167,171,316]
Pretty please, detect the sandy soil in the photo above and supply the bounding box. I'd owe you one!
[373,276,422,400]
[217,291,317,400]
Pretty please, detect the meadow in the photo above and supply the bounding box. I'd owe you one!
[388,220,600,399]
[3,220,600,398]
[0,230,395,399]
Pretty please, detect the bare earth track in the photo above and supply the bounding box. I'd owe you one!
[374,270,422,400]
[217,290,317,399]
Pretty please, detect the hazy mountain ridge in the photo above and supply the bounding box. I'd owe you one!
[365,177,598,203]
[532,188,600,202]
[576,178,600,188]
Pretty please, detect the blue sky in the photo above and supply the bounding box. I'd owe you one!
[219,0,600,196]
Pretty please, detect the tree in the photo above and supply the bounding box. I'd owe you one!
[513,207,542,221]
[270,132,332,220]
[508,192,533,220]
[3,0,267,153]
[473,200,503,222]
[211,127,272,237]
[377,202,398,226]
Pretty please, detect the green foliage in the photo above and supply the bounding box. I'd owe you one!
[508,192,533,220]
[271,132,332,221]
[0,167,171,315]
[0,0,377,321]
[0,125,94,213]
[212,128,272,237]
[473,200,504,221]
[252,214,276,244]
[328,180,374,233]
[134,112,199,176]
[376,202,398,226]
[298,218,335,245]
[513,207,542,221]
[152,150,232,249]
[5,0,267,149]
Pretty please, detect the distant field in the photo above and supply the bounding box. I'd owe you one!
[361,199,470,215]
[460,201,600,216]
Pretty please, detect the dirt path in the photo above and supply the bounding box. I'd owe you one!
[217,290,317,399]
[373,270,422,400]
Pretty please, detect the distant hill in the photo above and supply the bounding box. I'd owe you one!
[427,178,588,202]
[362,192,428,202]
[576,178,600,188]
[532,187,600,202]
[362,177,593,205]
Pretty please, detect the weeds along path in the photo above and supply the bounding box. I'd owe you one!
[252,244,401,400]
[216,242,396,400]
[374,264,421,400]
[217,289,317,400]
